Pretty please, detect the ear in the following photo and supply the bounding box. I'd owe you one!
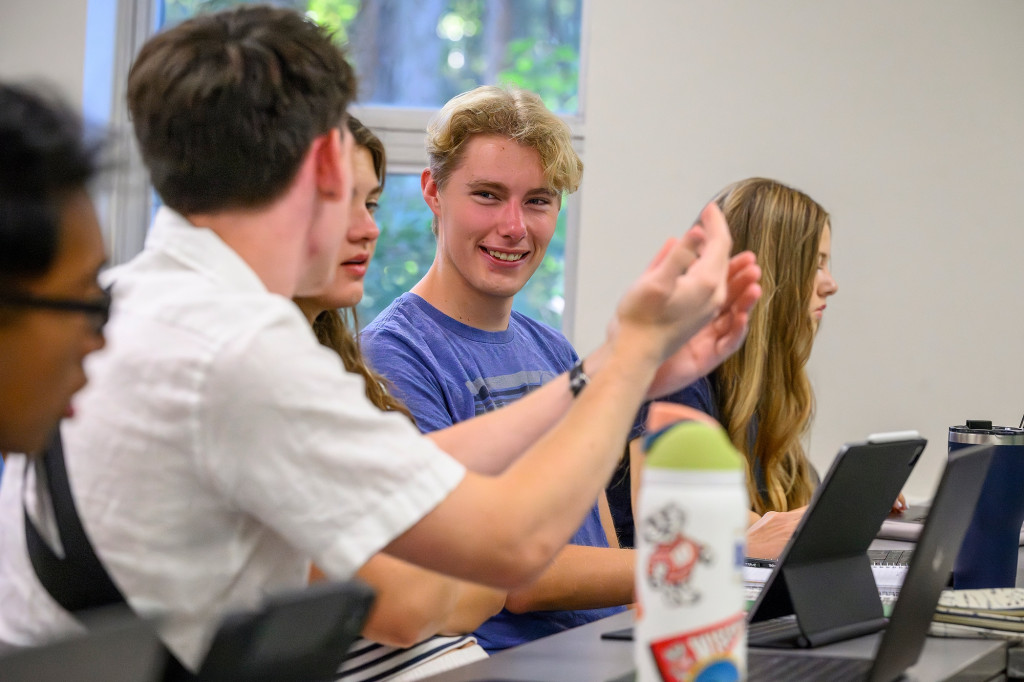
[314,127,348,200]
[421,168,442,217]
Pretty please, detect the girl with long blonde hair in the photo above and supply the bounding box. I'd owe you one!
[710,177,837,514]
[616,178,838,555]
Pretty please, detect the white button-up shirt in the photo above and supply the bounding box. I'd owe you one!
[0,208,465,666]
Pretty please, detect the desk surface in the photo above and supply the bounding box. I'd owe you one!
[425,610,1006,682]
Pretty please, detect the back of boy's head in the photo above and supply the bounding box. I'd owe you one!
[0,82,98,294]
[126,6,356,216]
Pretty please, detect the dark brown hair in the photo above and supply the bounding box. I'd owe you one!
[126,5,356,215]
[0,83,100,290]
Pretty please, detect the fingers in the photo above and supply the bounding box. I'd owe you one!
[680,225,706,261]
[724,252,761,312]
[685,202,732,277]
[647,234,702,288]
[645,237,678,271]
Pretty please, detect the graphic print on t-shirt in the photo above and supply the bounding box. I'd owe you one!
[465,369,558,415]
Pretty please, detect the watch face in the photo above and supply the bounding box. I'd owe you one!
[570,361,588,396]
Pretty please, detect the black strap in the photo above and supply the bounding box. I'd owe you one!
[24,429,126,612]
[23,428,194,681]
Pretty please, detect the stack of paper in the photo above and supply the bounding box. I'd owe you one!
[742,564,907,606]
[930,588,1024,640]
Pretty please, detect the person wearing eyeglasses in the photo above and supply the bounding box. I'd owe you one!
[0,83,108,462]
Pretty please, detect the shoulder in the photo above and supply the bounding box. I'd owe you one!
[662,376,717,415]
[362,294,449,349]
[508,312,576,359]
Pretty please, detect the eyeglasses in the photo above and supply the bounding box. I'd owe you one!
[0,287,112,335]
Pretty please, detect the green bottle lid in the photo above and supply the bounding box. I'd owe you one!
[646,420,744,470]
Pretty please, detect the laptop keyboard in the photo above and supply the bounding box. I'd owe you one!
[748,651,873,681]
[747,615,803,647]
[868,548,913,566]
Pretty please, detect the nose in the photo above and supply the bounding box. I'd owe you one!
[498,202,527,241]
[349,208,380,244]
[822,268,838,297]
[84,322,106,356]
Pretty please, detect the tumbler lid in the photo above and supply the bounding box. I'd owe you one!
[949,424,1024,445]
[646,421,744,470]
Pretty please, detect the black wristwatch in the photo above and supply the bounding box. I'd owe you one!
[568,358,589,398]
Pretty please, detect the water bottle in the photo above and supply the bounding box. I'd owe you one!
[634,419,747,682]
[949,421,1024,588]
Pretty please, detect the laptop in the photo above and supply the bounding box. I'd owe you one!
[0,609,164,682]
[747,444,994,681]
[196,578,375,682]
[747,431,927,648]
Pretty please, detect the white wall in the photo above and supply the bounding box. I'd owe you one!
[577,1,1024,501]
[0,0,90,107]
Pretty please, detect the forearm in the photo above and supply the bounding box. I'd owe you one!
[386,335,661,587]
[491,335,659,565]
[426,343,611,474]
[504,544,635,613]
[356,554,461,648]
[438,584,507,635]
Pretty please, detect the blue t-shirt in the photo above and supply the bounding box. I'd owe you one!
[361,293,626,652]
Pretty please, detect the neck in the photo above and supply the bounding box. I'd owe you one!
[185,149,322,298]
[412,266,513,332]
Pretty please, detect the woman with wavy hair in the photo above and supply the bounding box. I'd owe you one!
[616,178,839,553]
[295,116,503,681]
[709,177,837,513]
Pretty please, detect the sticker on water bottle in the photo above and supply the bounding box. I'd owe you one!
[642,504,712,605]
[648,612,744,682]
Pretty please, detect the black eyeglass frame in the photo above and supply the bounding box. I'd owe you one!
[0,287,111,332]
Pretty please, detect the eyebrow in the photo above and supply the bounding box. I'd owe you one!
[466,179,557,198]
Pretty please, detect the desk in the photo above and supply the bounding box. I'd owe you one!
[424,610,1007,682]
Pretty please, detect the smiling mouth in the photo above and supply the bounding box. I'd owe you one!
[483,248,526,262]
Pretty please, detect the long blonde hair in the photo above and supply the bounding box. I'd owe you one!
[311,116,411,420]
[712,178,830,513]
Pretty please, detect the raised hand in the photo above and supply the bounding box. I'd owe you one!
[646,248,761,399]
[611,202,735,366]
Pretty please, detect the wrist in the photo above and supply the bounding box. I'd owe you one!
[609,324,664,369]
[568,358,589,398]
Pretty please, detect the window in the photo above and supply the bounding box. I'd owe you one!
[95,0,585,331]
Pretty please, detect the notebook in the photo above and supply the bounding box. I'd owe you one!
[746,549,913,570]
[748,444,994,681]
[747,432,927,648]
[0,610,164,682]
[879,504,1024,545]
